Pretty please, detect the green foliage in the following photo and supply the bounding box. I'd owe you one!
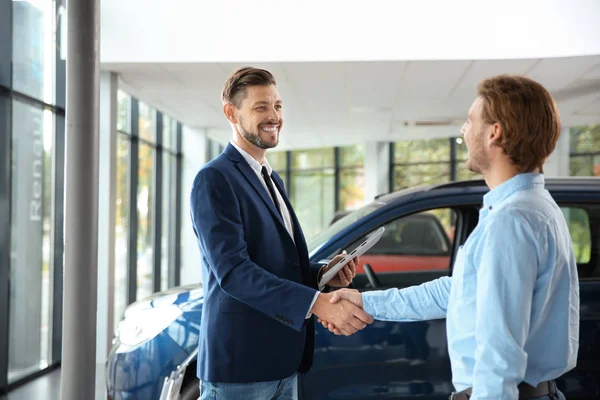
[394,138,450,164]
[339,168,365,211]
[291,148,334,169]
[340,145,365,167]
[394,163,450,189]
[267,150,287,171]
[569,124,600,177]
[562,207,592,263]
[570,124,600,154]
[291,170,335,240]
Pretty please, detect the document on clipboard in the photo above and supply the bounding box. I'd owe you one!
[318,226,386,288]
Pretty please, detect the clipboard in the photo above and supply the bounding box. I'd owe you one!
[318,226,385,287]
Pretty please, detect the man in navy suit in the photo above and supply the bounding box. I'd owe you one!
[190,67,374,399]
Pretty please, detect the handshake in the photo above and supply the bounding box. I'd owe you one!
[311,289,373,336]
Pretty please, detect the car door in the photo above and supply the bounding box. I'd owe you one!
[550,197,600,399]
[303,198,481,400]
[303,189,600,400]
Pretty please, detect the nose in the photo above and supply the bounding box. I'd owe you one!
[267,107,280,122]
[460,122,467,136]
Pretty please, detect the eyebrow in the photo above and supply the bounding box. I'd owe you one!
[252,100,283,106]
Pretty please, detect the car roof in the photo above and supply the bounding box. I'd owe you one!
[375,177,600,205]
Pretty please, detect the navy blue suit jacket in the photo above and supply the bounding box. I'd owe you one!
[190,144,322,383]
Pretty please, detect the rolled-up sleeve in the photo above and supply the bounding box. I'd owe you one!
[362,276,451,322]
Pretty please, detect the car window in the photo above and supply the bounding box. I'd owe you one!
[307,201,386,256]
[560,205,599,279]
[337,208,457,275]
[562,207,592,264]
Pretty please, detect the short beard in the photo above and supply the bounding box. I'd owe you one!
[467,130,489,174]
[238,121,278,150]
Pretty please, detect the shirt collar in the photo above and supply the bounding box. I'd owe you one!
[483,172,545,209]
[229,140,273,175]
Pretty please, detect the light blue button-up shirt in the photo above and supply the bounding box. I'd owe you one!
[363,173,579,399]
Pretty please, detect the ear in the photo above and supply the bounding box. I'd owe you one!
[488,122,503,146]
[223,103,238,124]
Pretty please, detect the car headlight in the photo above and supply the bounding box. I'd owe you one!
[116,305,183,349]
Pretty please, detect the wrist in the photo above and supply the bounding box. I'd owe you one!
[311,292,332,316]
[318,264,327,279]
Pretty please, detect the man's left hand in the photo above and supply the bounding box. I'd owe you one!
[321,254,358,287]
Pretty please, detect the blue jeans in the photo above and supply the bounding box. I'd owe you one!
[200,374,298,400]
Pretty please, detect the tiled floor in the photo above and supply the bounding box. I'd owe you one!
[1,364,106,400]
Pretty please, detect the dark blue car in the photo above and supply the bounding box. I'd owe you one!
[106,178,600,399]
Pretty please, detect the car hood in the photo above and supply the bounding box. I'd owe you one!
[123,283,204,318]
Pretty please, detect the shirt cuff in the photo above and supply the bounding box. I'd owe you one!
[306,265,328,319]
[305,291,321,319]
[317,264,327,291]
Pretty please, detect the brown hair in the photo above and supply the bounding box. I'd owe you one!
[477,74,561,173]
[221,67,277,108]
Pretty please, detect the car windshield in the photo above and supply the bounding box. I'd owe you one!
[307,201,386,256]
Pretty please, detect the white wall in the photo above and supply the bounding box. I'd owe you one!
[364,141,391,203]
[180,126,207,285]
[101,0,600,63]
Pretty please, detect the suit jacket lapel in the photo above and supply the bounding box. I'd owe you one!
[235,161,286,225]
[224,144,287,230]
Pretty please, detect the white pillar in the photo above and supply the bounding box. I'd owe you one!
[544,127,570,177]
[61,0,100,396]
[181,126,207,285]
[96,72,118,363]
[364,141,391,203]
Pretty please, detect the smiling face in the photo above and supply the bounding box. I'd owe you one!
[231,84,283,150]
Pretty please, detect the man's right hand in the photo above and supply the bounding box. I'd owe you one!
[310,292,373,336]
[317,289,366,335]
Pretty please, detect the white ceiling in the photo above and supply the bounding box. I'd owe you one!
[104,55,600,150]
[101,0,600,63]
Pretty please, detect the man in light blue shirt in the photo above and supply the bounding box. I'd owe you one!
[320,75,579,399]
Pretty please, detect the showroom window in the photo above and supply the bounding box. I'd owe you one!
[264,145,366,240]
[391,137,479,190]
[113,94,184,327]
[338,145,365,212]
[290,148,336,239]
[570,125,600,177]
[0,0,66,391]
[206,139,224,161]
